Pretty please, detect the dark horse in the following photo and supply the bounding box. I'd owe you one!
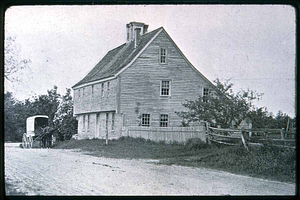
[35,126,55,148]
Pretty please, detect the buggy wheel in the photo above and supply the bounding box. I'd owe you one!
[28,135,33,148]
[22,134,27,149]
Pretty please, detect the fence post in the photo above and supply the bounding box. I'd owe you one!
[206,122,211,144]
[281,128,285,140]
[241,128,249,151]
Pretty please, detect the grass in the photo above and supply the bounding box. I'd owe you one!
[5,180,27,196]
[53,136,296,183]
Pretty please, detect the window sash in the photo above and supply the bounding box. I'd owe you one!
[160,114,168,127]
[141,114,150,126]
[101,83,104,97]
[107,82,110,96]
[160,48,166,64]
[203,88,211,103]
[161,80,170,96]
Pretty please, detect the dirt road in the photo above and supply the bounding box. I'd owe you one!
[5,143,295,196]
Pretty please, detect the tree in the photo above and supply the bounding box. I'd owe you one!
[30,86,61,126]
[248,107,275,128]
[4,36,31,82]
[176,79,263,128]
[53,88,78,140]
[4,92,24,141]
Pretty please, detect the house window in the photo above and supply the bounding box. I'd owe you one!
[112,112,115,130]
[141,114,150,127]
[78,89,80,97]
[92,85,94,97]
[83,87,85,96]
[107,82,110,97]
[101,83,104,97]
[160,114,169,127]
[161,80,170,96]
[203,88,211,103]
[160,48,167,64]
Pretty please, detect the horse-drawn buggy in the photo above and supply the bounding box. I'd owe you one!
[22,115,56,148]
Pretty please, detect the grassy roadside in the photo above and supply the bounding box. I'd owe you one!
[53,136,296,183]
[5,178,28,196]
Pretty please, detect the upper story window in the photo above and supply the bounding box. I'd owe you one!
[101,83,104,97]
[160,114,169,127]
[203,88,212,103]
[91,85,94,97]
[160,48,167,64]
[161,80,171,96]
[107,82,110,97]
[141,114,150,127]
[83,87,85,96]
[78,89,81,97]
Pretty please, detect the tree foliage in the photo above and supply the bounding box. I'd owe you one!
[4,36,31,82]
[53,89,78,140]
[176,79,263,128]
[4,86,77,142]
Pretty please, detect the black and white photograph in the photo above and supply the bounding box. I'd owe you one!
[4,5,296,196]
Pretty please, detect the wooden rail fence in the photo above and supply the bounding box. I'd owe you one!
[206,124,296,150]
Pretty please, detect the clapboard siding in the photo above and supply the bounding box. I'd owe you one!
[74,78,118,114]
[119,31,212,127]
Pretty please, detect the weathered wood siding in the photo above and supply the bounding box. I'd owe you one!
[77,112,123,139]
[119,31,213,127]
[73,78,118,115]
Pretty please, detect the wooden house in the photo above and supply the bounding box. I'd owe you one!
[72,22,216,139]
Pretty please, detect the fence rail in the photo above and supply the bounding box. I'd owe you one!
[206,125,296,150]
[122,125,206,143]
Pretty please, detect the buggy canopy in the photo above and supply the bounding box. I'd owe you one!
[26,115,49,136]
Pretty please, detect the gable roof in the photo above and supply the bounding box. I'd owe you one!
[72,27,162,88]
[72,26,217,91]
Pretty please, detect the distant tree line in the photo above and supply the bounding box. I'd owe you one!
[177,79,295,130]
[4,86,77,142]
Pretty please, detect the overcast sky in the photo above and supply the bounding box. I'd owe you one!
[4,5,296,117]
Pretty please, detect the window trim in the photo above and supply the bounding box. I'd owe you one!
[160,80,171,96]
[159,47,167,64]
[160,114,169,127]
[91,85,94,97]
[107,82,110,97]
[101,83,104,98]
[202,87,212,103]
[141,113,151,127]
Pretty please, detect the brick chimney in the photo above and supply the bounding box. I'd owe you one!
[126,22,149,45]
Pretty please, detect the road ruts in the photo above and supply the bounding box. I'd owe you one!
[5,143,296,196]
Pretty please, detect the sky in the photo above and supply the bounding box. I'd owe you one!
[4,5,296,117]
